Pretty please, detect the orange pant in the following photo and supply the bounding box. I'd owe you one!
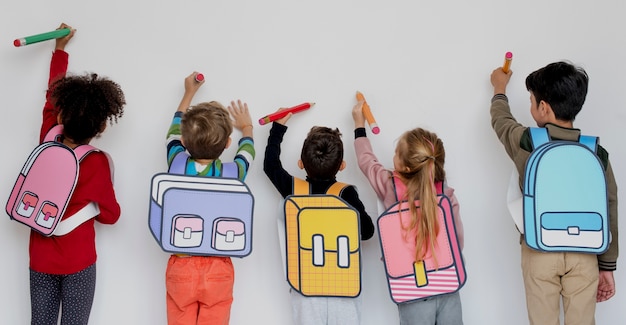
[166,255,234,325]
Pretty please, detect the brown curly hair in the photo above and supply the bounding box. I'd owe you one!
[50,73,125,144]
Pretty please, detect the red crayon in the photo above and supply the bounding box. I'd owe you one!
[258,102,315,125]
[195,73,204,82]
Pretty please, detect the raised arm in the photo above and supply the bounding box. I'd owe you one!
[229,100,255,181]
[41,23,75,143]
[177,72,204,113]
[166,72,204,165]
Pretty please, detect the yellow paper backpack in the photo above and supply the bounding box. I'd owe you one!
[284,177,361,297]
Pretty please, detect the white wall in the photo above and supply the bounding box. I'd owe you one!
[1,0,625,324]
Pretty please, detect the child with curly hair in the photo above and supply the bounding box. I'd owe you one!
[28,23,126,325]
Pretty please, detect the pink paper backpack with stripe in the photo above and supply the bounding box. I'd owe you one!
[6,125,101,236]
[378,176,466,304]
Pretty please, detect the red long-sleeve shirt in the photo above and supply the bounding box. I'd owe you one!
[29,50,121,274]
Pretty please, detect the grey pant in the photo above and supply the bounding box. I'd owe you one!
[398,292,463,325]
[290,289,362,325]
[30,263,96,325]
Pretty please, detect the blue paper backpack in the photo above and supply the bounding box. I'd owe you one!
[523,127,609,253]
[148,152,254,257]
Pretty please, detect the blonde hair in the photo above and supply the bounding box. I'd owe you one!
[395,128,446,264]
[181,101,232,159]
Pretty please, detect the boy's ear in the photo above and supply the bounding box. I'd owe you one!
[298,160,304,170]
[180,136,185,147]
[339,160,346,171]
[539,100,551,117]
[56,113,62,125]
[225,137,232,149]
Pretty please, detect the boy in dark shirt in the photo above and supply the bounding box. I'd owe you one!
[263,108,374,325]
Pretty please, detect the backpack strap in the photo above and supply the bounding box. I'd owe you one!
[169,151,239,178]
[221,162,239,178]
[391,172,404,201]
[292,177,348,196]
[56,143,108,236]
[44,125,98,159]
[53,202,100,236]
[529,127,598,153]
[43,125,64,142]
[579,135,598,152]
[529,127,550,149]
[293,177,310,195]
[391,172,444,200]
[54,146,111,236]
[169,151,188,175]
[41,125,110,236]
[326,181,349,196]
[435,181,444,195]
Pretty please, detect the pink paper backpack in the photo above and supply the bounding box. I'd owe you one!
[6,125,101,236]
[377,176,466,304]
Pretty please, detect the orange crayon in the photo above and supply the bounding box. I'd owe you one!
[258,102,315,125]
[502,52,513,73]
[356,91,379,134]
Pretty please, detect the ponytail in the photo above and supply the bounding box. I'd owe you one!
[396,128,446,267]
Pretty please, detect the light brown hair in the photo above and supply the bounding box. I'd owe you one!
[181,101,232,159]
[395,128,446,264]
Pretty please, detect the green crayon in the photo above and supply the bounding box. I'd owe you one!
[14,28,71,47]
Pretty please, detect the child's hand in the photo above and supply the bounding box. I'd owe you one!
[274,108,293,126]
[176,72,204,112]
[491,67,512,95]
[352,101,366,128]
[55,23,75,51]
[597,270,616,302]
[184,72,204,94]
[228,100,253,138]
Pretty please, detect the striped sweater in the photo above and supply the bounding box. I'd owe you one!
[166,111,255,180]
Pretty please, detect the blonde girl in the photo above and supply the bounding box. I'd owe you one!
[351,101,464,325]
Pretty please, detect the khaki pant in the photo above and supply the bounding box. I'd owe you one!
[521,242,599,325]
[166,255,234,325]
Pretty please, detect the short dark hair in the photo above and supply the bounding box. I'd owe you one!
[51,73,125,144]
[525,61,588,122]
[300,126,343,180]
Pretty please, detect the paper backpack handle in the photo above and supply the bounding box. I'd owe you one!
[43,125,64,142]
[414,261,427,287]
